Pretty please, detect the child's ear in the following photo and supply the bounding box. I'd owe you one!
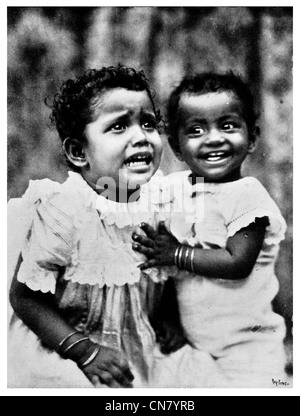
[63,138,88,168]
[247,126,260,154]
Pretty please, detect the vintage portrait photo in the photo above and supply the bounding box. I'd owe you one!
[6,4,294,394]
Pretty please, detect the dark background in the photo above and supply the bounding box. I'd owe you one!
[7,6,293,370]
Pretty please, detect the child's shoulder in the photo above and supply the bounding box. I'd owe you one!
[227,176,266,191]
[21,172,94,218]
[226,176,273,200]
[225,176,287,244]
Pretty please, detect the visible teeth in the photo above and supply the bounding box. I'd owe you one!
[126,161,148,167]
[208,152,225,157]
[125,154,152,167]
[201,151,230,162]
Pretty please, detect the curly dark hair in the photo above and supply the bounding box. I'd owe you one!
[49,65,161,171]
[167,72,259,154]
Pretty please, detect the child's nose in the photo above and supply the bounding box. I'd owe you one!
[130,125,149,147]
[205,128,225,146]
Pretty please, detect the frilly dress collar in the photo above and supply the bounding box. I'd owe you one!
[68,171,161,229]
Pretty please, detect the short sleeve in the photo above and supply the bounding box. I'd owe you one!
[225,178,287,245]
[17,192,77,294]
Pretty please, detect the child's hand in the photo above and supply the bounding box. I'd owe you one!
[156,321,188,355]
[132,222,179,269]
[80,345,134,388]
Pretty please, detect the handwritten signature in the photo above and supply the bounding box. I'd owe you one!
[272,378,290,387]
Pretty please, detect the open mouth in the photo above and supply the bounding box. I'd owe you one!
[124,152,153,169]
[199,151,232,164]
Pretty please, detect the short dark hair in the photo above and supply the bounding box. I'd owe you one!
[49,65,160,170]
[167,72,258,153]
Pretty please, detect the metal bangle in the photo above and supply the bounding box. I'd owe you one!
[174,245,181,267]
[177,245,184,269]
[190,247,195,273]
[184,246,190,270]
[58,331,79,352]
[62,337,90,356]
[78,345,101,368]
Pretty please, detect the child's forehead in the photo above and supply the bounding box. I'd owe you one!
[178,90,244,115]
[92,87,154,114]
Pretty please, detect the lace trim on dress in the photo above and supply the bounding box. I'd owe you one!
[22,171,168,229]
[63,263,170,289]
[63,237,170,288]
[17,171,171,292]
[68,171,164,229]
[227,208,287,245]
[19,234,171,292]
[18,254,170,294]
[17,258,58,294]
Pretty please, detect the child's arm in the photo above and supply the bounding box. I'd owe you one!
[10,254,134,388]
[133,218,268,280]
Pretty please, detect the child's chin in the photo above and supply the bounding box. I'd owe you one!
[124,168,156,187]
[130,172,153,188]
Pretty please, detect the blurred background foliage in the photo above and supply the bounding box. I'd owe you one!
[7,6,293,366]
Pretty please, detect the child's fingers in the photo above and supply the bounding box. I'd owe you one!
[99,370,124,388]
[140,222,157,239]
[112,355,135,382]
[132,243,154,258]
[91,375,103,388]
[110,364,134,387]
[139,259,158,270]
[158,221,170,235]
[121,365,135,382]
[132,233,155,248]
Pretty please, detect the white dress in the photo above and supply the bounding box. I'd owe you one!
[8,171,167,388]
[151,171,289,388]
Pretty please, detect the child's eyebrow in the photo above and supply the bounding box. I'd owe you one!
[141,110,157,119]
[104,112,129,123]
[101,108,156,128]
[218,113,244,121]
[183,116,207,124]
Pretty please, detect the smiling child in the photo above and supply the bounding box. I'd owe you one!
[133,72,289,388]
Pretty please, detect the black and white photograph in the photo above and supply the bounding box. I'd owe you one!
[5,2,295,396]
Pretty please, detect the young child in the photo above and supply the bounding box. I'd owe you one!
[8,65,172,388]
[133,72,289,388]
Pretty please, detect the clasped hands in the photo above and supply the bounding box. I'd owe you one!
[132,222,179,269]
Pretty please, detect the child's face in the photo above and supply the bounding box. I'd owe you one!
[83,88,163,194]
[176,91,255,182]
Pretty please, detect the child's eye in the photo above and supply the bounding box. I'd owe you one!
[110,123,127,132]
[142,120,157,130]
[222,123,237,131]
[189,126,205,136]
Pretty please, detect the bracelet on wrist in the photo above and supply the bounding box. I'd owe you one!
[174,244,195,273]
[77,344,101,369]
[190,247,195,273]
[178,245,184,268]
[60,337,90,358]
[58,330,80,354]
[174,245,181,267]
[184,245,189,270]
